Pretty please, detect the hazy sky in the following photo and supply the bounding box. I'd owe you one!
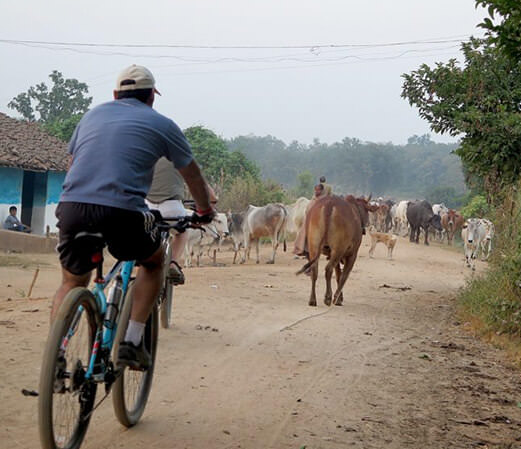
[0,1,486,145]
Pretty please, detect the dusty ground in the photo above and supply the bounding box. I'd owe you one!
[1,236,521,449]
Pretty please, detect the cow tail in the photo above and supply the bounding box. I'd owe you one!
[296,252,321,275]
[296,201,332,275]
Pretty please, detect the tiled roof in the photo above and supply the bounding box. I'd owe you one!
[0,112,68,171]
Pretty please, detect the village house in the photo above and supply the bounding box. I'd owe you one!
[0,112,68,235]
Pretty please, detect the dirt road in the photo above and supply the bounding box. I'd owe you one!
[1,236,521,448]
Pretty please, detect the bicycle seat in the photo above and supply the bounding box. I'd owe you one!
[73,232,106,252]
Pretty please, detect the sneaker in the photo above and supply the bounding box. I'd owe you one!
[167,260,185,285]
[117,341,152,371]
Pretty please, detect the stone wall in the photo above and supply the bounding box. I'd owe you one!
[0,229,57,254]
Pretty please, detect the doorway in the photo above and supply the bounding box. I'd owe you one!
[21,171,47,234]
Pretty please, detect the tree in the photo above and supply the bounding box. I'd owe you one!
[295,171,314,198]
[42,115,83,142]
[476,0,521,60]
[8,70,92,123]
[8,70,92,141]
[183,126,261,194]
[407,134,433,146]
[401,37,521,193]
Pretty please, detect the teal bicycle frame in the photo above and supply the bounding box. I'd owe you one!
[75,259,135,380]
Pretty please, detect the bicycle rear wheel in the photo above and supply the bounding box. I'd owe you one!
[39,288,100,449]
[160,279,174,329]
[112,283,158,427]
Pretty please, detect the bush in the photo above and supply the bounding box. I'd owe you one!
[460,194,491,218]
[218,175,289,213]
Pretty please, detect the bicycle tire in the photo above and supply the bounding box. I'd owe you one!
[112,282,158,427]
[39,288,100,449]
[160,237,174,329]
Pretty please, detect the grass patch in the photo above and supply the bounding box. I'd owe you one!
[459,269,521,337]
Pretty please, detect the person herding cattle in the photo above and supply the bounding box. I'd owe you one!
[297,195,372,307]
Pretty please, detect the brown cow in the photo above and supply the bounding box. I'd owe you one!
[297,195,370,307]
[441,209,464,245]
[375,203,390,232]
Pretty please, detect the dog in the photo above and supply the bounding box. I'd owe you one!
[368,226,397,260]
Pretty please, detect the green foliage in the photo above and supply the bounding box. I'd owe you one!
[424,186,464,208]
[407,134,434,146]
[7,70,92,142]
[8,70,92,123]
[294,171,314,198]
[476,0,521,60]
[183,126,289,210]
[42,114,83,142]
[401,38,521,191]
[460,194,491,218]
[218,175,288,213]
[184,126,260,193]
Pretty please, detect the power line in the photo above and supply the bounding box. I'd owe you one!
[0,34,480,50]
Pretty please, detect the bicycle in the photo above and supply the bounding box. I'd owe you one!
[38,214,195,449]
[158,217,183,329]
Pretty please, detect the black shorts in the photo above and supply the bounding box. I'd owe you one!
[56,202,161,275]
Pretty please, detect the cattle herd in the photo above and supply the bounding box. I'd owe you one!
[181,195,494,306]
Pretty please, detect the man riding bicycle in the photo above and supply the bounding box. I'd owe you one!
[146,158,219,285]
[52,64,215,370]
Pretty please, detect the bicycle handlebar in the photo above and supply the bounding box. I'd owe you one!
[156,214,198,233]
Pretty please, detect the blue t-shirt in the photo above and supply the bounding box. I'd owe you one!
[60,98,193,211]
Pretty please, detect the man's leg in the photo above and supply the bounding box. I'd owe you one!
[172,231,189,263]
[51,268,91,322]
[118,245,163,370]
[129,245,164,323]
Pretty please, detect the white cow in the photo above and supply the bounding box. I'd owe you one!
[226,212,245,264]
[432,203,449,216]
[286,197,310,234]
[242,203,288,264]
[184,213,229,267]
[393,200,409,236]
[478,218,495,260]
[461,218,485,271]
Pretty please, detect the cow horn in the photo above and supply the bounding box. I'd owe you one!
[367,193,372,202]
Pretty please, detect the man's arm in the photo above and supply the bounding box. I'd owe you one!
[177,160,212,212]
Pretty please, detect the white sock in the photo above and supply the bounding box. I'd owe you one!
[124,320,146,346]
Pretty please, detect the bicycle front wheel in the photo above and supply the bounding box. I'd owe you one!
[160,238,174,329]
[39,288,100,449]
[112,283,158,427]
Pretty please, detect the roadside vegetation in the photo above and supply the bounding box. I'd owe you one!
[402,0,521,359]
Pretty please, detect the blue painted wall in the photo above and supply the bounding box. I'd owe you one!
[47,171,65,204]
[0,167,23,204]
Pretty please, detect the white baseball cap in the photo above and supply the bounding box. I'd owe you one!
[116,64,161,95]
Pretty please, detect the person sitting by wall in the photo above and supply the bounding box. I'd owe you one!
[3,206,31,233]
